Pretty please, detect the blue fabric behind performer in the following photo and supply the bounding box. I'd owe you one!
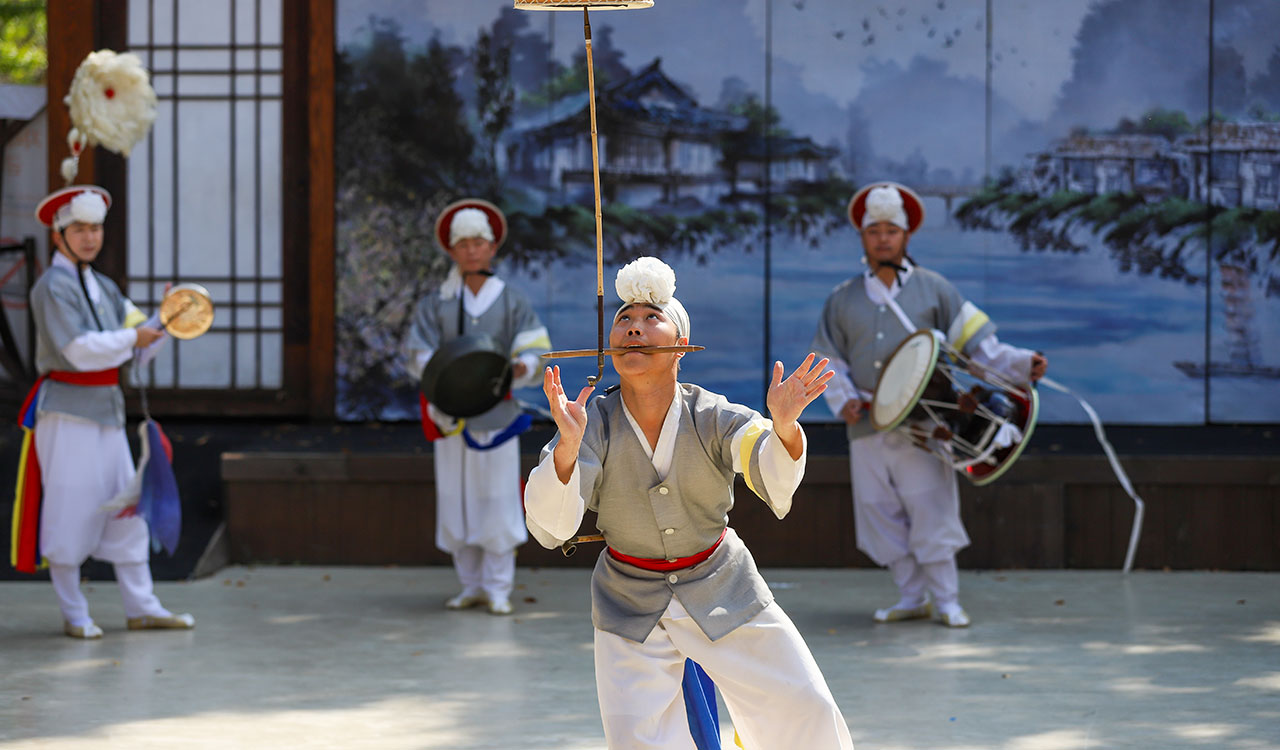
[683,659,721,750]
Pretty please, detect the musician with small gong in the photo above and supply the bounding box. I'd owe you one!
[812,182,1048,628]
[404,199,551,616]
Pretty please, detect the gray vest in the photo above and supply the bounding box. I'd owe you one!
[30,265,130,427]
[812,265,997,441]
[564,384,777,642]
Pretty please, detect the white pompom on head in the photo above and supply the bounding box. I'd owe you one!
[615,256,676,306]
[66,191,109,226]
[614,256,689,339]
[863,185,908,230]
[448,207,495,246]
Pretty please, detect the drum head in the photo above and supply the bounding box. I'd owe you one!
[965,387,1039,486]
[421,334,513,419]
[159,283,215,340]
[871,330,941,432]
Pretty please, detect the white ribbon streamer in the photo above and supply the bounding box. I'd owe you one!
[1039,376,1145,573]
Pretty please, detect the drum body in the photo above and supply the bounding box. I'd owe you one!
[420,334,513,419]
[870,330,1038,486]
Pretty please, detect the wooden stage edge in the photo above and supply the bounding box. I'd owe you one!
[222,453,1280,571]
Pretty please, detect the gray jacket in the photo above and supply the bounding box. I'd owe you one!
[30,265,133,427]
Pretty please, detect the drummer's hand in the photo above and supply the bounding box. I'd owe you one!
[134,326,164,348]
[544,365,593,482]
[839,398,864,425]
[1030,352,1048,382]
[768,354,833,459]
[512,360,529,380]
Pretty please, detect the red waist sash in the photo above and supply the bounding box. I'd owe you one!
[608,528,727,572]
[18,368,121,421]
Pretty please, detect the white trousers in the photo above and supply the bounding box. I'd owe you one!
[452,545,515,601]
[432,432,527,554]
[850,431,968,607]
[35,413,168,625]
[848,430,969,566]
[594,598,854,750]
[50,561,169,626]
[36,413,150,565]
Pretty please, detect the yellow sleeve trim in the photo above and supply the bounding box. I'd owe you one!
[953,309,990,352]
[737,422,766,498]
[512,334,551,356]
[123,309,147,329]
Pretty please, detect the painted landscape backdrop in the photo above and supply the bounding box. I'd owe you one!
[334,0,1280,425]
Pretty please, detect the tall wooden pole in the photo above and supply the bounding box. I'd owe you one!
[584,7,605,386]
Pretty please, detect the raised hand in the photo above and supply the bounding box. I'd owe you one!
[767,353,833,461]
[544,365,594,482]
[767,353,833,428]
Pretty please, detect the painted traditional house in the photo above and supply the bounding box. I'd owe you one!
[505,58,745,209]
[728,135,840,197]
[1018,133,1181,198]
[503,58,838,210]
[1176,121,1280,210]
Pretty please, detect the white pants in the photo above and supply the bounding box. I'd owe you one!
[452,545,515,601]
[432,432,527,554]
[850,431,968,607]
[36,413,168,625]
[594,598,854,750]
[50,561,169,626]
[36,413,150,565]
[848,430,968,566]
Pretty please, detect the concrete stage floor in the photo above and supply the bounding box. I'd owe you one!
[2,566,1278,750]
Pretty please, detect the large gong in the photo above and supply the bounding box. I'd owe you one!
[420,334,513,418]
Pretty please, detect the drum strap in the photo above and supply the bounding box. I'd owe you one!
[865,275,923,335]
[884,295,921,336]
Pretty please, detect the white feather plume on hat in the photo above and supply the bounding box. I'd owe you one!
[60,50,157,183]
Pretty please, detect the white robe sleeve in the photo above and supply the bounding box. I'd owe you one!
[524,450,588,547]
[61,329,138,371]
[729,418,807,520]
[971,334,1035,386]
[820,357,863,416]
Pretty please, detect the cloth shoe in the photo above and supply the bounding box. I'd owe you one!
[64,620,104,639]
[126,613,195,630]
[873,600,933,623]
[487,597,513,615]
[937,605,971,628]
[445,591,488,610]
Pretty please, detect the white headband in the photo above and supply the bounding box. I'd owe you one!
[863,185,908,230]
[613,256,690,339]
[54,191,109,231]
[448,207,495,246]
